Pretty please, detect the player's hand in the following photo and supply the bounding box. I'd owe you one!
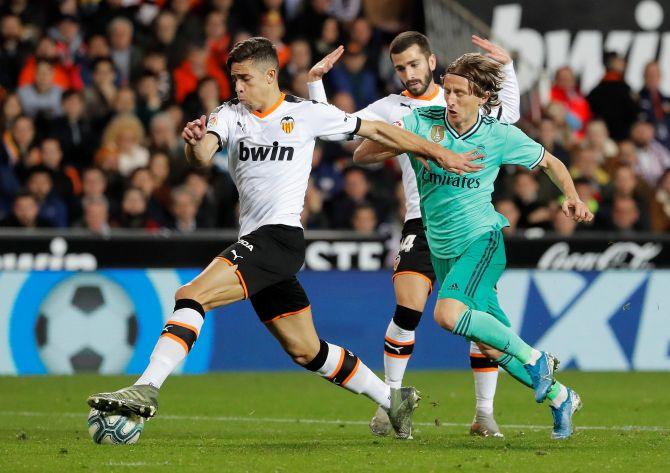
[182,114,207,146]
[308,45,344,82]
[431,148,485,175]
[472,35,512,65]
[562,197,594,223]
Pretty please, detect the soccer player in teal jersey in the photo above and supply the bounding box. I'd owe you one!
[354,53,594,439]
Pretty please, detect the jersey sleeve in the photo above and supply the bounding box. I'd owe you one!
[206,105,233,150]
[309,102,361,139]
[491,62,521,124]
[501,124,545,169]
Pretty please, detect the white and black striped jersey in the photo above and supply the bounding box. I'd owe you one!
[206,93,360,236]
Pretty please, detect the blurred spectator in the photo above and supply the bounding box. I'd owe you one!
[302,178,328,229]
[326,166,387,228]
[39,137,79,200]
[1,92,23,131]
[49,15,85,66]
[129,166,166,224]
[349,17,380,68]
[2,114,37,185]
[650,169,670,232]
[26,166,68,227]
[76,195,111,236]
[0,14,31,90]
[49,89,95,168]
[586,52,639,140]
[583,120,618,161]
[148,112,186,179]
[141,50,173,104]
[327,0,362,22]
[570,147,610,187]
[83,57,118,124]
[329,43,378,109]
[550,66,592,138]
[604,196,642,233]
[204,10,231,72]
[630,120,670,187]
[314,16,340,58]
[573,177,601,218]
[183,169,217,228]
[638,61,670,148]
[173,46,228,104]
[17,60,63,120]
[290,0,333,41]
[495,198,520,234]
[259,10,290,68]
[149,10,181,70]
[351,203,378,234]
[167,186,198,233]
[183,77,221,123]
[552,208,577,236]
[545,101,578,149]
[95,113,149,177]
[171,0,204,56]
[536,117,569,165]
[512,172,553,229]
[280,38,312,89]
[148,151,172,209]
[600,165,651,230]
[78,34,111,87]
[113,187,160,230]
[135,72,163,128]
[0,190,52,228]
[18,36,82,91]
[107,17,142,85]
[113,85,137,116]
[72,166,116,222]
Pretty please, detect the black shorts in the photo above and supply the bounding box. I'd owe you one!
[392,218,436,291]
[218,224,310,323]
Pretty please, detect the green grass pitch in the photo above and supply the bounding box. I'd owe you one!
[1,371,669,472]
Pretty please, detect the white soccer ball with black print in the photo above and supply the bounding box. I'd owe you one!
[35,273,137,374]
[87,409,144,444]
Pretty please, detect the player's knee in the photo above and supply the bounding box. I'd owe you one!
[433,299,465,331]
[175,284,200,303]
[284,340,320,367]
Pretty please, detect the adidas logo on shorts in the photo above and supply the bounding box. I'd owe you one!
[448,283,459,290]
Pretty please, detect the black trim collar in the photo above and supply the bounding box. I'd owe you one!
[444,112,483,140]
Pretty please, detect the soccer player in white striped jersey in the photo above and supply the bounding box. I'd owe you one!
[307,32,520,438]
[86,37,483,440]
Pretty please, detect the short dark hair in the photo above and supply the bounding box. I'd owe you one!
[389,31,432,58]
[226,37,278,71]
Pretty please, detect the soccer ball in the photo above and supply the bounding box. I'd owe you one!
[35,273,137,374]
[87,408,144,444]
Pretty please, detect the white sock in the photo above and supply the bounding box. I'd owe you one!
[550,384,569,409]
[528,349,542,365]
[311,342,391,410]
[135,302,204,389]
[470,343,498,414]
[383,320,414,389]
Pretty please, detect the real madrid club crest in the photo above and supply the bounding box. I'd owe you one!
[430,125,445,142]
[280,116,295,134]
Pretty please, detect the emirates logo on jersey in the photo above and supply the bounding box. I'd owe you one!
[430,125,445,142]
[280,116,295,134]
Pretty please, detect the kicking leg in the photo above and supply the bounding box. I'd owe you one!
[87,257,245,417]
[264,303,420,439]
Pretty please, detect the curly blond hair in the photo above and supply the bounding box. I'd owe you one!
[100,113,145,149]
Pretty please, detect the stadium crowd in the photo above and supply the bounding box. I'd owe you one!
[0,0,668,236]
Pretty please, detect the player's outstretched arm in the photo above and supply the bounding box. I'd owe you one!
[537,151,594,223]
[353,139,400,165]
[182,114,219,164]
[356,120,484,175]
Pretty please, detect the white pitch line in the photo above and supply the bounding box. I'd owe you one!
[2,411,669,432]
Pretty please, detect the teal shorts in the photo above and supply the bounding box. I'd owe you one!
[431,230,510,327]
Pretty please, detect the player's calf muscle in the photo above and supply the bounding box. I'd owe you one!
[174,268,244,311]
[394,276,430,312]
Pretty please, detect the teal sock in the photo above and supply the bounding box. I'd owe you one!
[453,308,534,364]
[497,353,567,404]
[495,353,533,388]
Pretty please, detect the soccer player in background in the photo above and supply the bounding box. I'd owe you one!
[86,37,482,439]
[353,52,594,439]
[307,32,520,438]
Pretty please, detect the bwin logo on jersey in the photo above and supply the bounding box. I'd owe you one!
[239,141,294,161]
[280,116,295,134]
